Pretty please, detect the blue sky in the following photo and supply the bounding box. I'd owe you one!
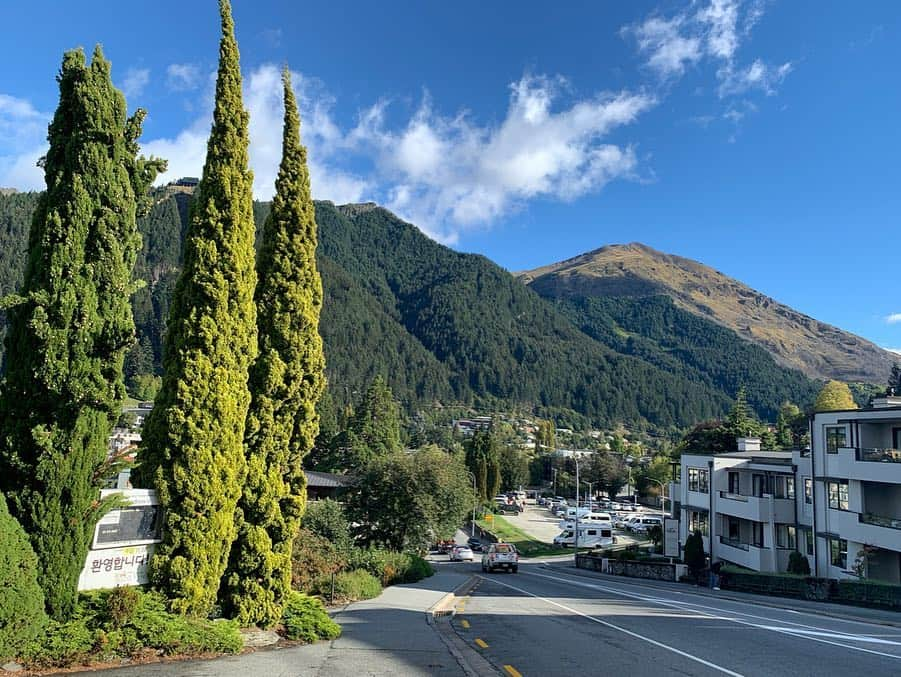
[1,1,899,354]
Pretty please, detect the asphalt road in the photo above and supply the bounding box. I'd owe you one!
[447,560,901,677]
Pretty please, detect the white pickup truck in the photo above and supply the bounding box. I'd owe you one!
[481,542,519,573]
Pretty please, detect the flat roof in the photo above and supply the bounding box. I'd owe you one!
[716,451,793,465]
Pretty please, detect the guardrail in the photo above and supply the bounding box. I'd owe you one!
[860,512,901,530]
[719,491,749,502]
[855,448,901,463]
[719,535,750,551]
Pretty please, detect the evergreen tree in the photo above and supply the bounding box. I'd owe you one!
[724,386,759,439]
[221,69,325,628]
[889,363,901,394]
[132,0,258,617]
[347,375,402,466]
[813,380,857,413]
[776,401,801,449]
[487,458,501,500]
[0,47,162,619]
[477,455,488,501]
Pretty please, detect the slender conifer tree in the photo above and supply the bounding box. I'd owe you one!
[133,0,258,616]
[221,68,325,627]
[0,47,163,619]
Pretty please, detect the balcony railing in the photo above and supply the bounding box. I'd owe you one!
[719,536,750,551]
[719,491,749,502]
[860,512,901,530]
[855,448,901,463]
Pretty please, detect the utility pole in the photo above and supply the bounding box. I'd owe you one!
[574,456,580,550]
[552,467,558,497]
[583,480,594,512]
[467,471,478,538]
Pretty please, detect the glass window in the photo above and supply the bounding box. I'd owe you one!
[806,532,814,556]
[804,478,812,504]
[829,538,847,568]
[728,517,740,540]
[827,481,849,510]
[689,511,709,536]
[774,476,795,499]
[752,522,764,548]
[688,468,708,493]
[776,525,796,549]
[825,426,846,453]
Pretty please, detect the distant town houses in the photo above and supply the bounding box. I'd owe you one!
[675,395,901,584]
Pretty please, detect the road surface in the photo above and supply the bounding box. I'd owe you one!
[447,559,901,676]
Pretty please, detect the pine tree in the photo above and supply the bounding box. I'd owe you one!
[132,0,258,617]
[888,363,901,394]
[724,386,760,442]
[221,69,325,628]
[0,47,162,619]
[347,375,402,466]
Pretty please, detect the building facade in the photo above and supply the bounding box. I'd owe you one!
[677,405,901,584]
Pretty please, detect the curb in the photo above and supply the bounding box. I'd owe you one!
[427,575,480,618]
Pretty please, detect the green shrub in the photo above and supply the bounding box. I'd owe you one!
[302,500,353,553]
[0,492,47,659]
[346,548,433,586]
[292,528,347,593]
[787,551,811,576]
[22,589,243,669]
[315,570,382,602]
[282,592,341,642]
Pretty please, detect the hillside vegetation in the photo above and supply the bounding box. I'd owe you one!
[0,190,829,430]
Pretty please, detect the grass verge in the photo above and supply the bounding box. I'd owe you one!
[476,515,583,558]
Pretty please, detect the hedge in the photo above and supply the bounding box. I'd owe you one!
[720,570,901,609]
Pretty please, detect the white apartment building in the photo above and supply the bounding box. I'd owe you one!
[809,396,901,583]
[677,401,901,584]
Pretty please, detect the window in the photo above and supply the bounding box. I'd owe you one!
[825,426,846,454]
[804,478,812,504]
[728,471,739,494]
[689,511,709,536]
[727,517,740,540]
[752,522,764,548]
[774,476,795,500]
[688,468,709,493]
[827,481,849,510]
[829,538,847,568]
[776,524,796,549]
[806,532,814,556]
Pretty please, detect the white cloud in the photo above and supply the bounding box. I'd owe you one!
[0,94,49,190]
[885,314,901,325]
[624,16,702,77]
[3,66,653,243]
[121,67,150,98]
[885,348,901,355]
[166,63,201,91]
[624,1,792,100]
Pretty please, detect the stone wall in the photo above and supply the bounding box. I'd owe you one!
[575,554,687,582]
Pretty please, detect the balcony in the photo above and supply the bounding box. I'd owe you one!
[718,536,771,571]
[860,512,901,530]
[716,492,794,522]
[829,448,901,484]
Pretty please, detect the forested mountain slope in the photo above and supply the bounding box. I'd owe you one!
[0,190,826,429]
[520,242,893,383]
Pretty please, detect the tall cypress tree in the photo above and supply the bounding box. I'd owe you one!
[221,68,325,627]
[0,47,163,619]
[132,0,258,616]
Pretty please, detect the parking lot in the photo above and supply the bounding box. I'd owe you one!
[502,502,656,549]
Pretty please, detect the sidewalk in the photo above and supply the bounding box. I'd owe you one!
[544,561,901,628]
[84,569,473,676]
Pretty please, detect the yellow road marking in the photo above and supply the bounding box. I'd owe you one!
[461,619,470,629]
[504,666,523,677]
[475,638,489,649]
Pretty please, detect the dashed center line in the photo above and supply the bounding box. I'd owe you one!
[503,665,523,677]
[461,619,470,629]
[475,638,489,649]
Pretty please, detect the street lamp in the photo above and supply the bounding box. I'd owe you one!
[552,467,558,497]
[466,471,478,538]
[582,480,594,512]
[574,456,580,550]
[648,478,669,521]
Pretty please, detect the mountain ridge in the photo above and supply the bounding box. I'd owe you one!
[519,242,893,383]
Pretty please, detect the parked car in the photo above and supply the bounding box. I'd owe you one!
[451,545,475,562]
[481,542,518,573]
[630,516,663,533]
[614,515,640,530]
[467,537,483,552]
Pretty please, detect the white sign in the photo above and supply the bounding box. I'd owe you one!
[78,489,163,591]
[78,544,156,590]
[664,518,680,558]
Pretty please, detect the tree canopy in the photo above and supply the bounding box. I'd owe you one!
[813,380,857,413]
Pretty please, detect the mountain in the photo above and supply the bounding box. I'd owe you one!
[1,190,823,430]
[519,242,894,384]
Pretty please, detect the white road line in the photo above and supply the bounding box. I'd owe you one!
[523,569,901,661]
[479,575,745,677]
